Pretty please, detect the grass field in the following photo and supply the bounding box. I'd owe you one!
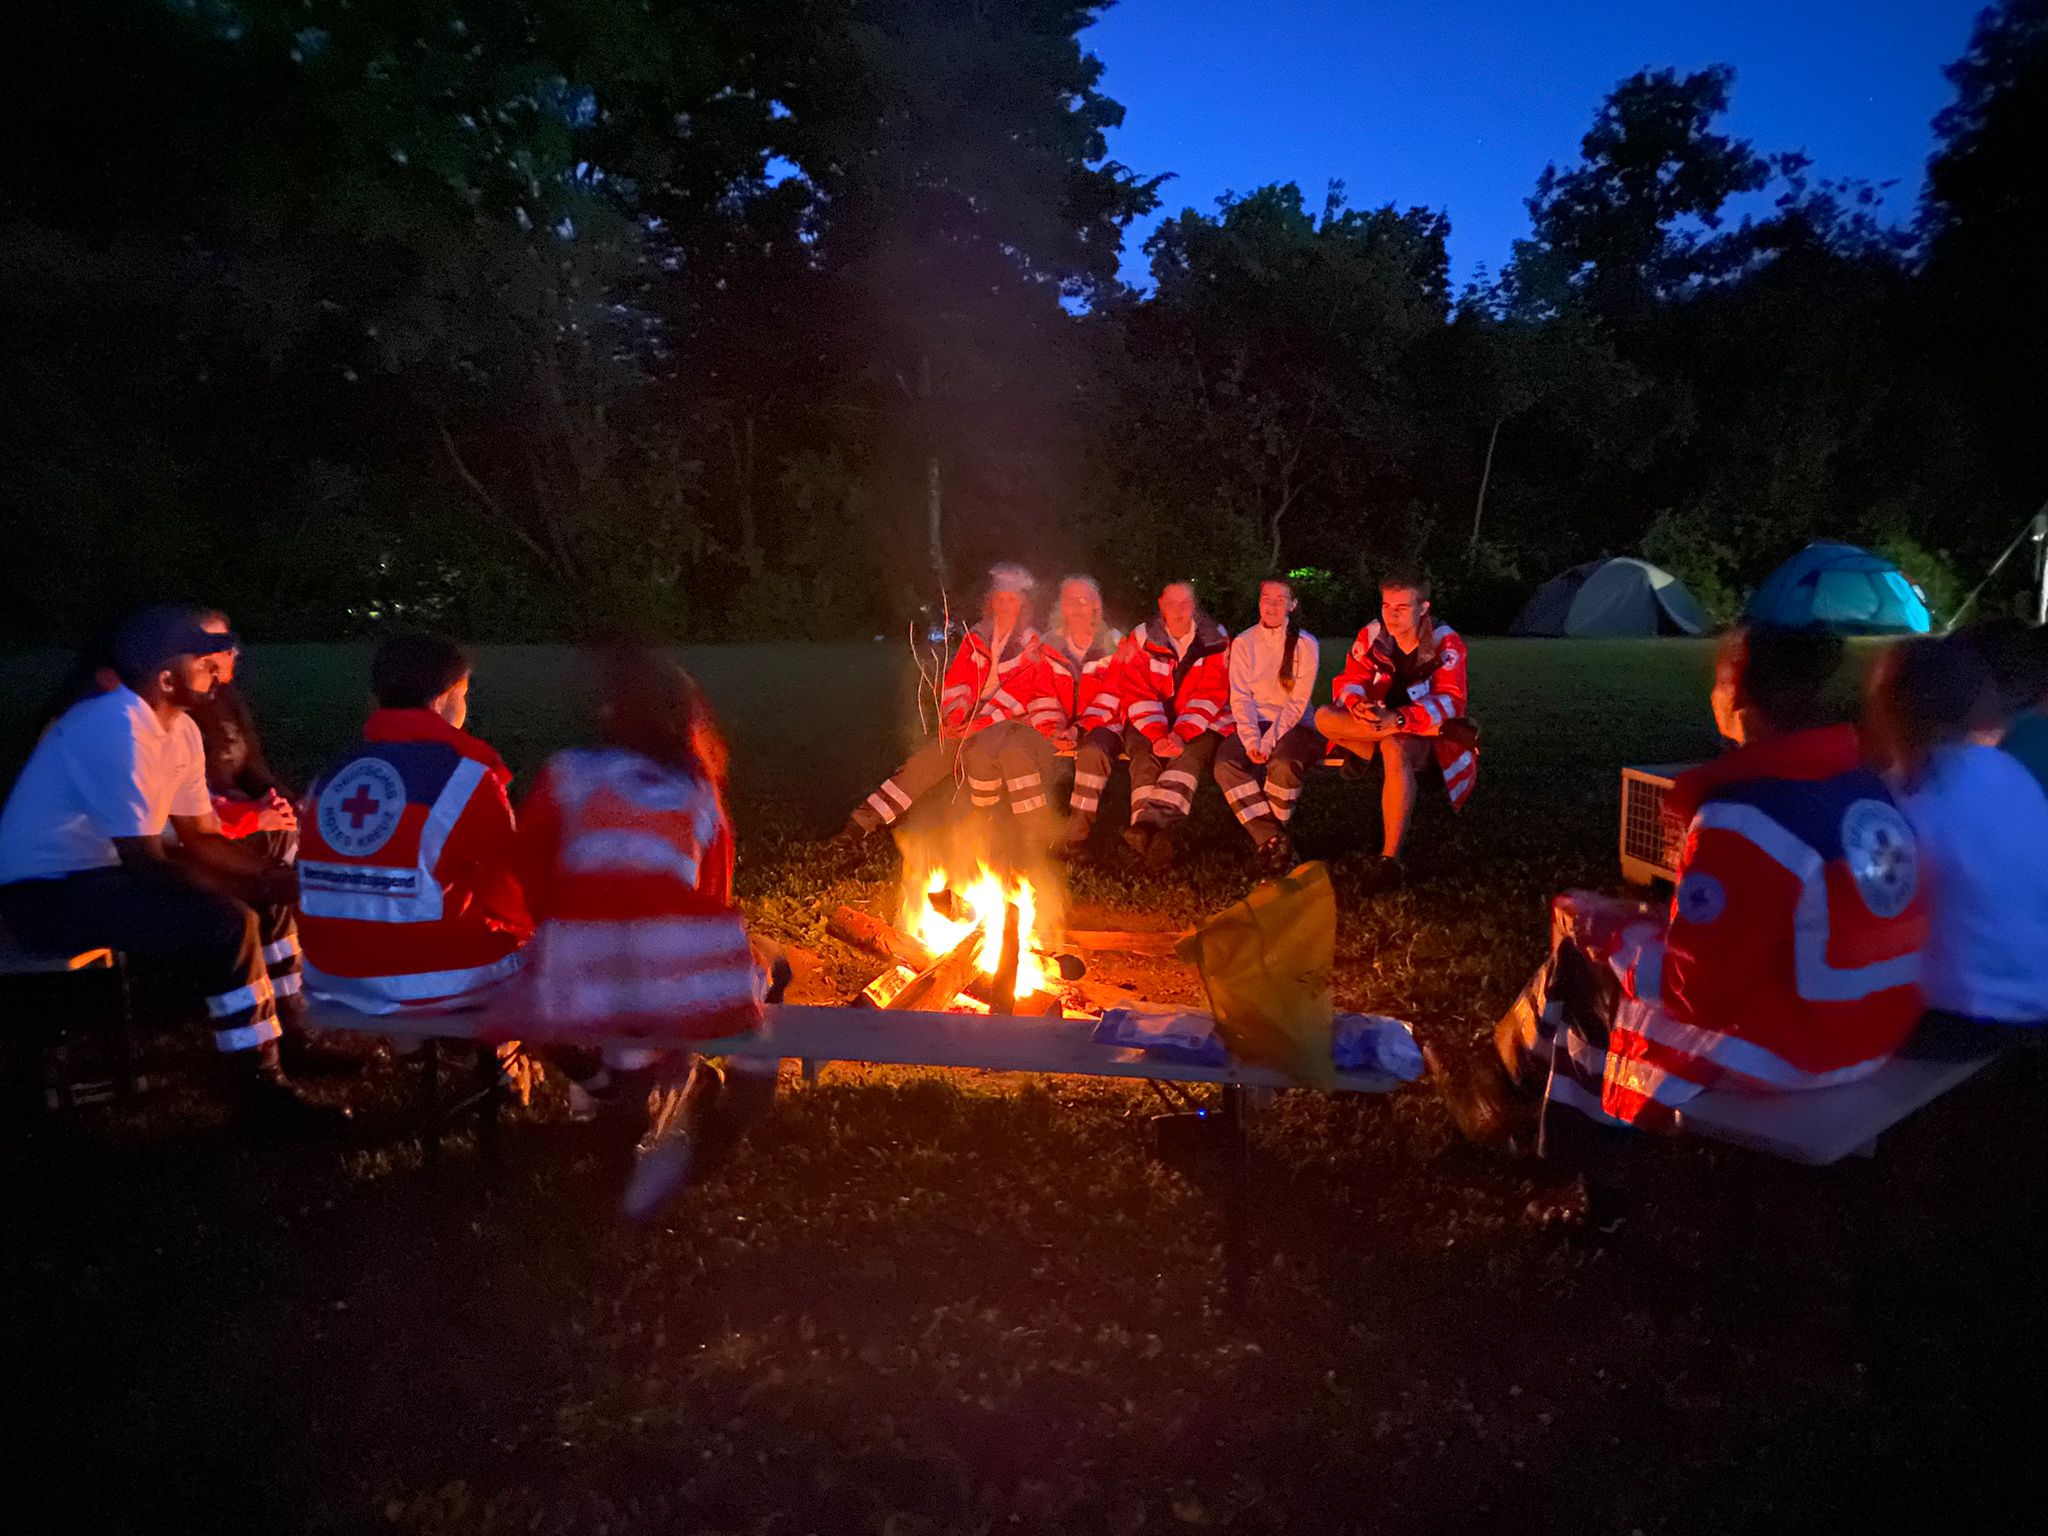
[5,639,2041,1534]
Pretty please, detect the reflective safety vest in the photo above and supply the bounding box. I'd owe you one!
[1030,628,1122,736]
[514,748,761,1041]
[298,709,532,1013]
[1115,615,1232,743]
[1594,725,1928,1123]
[1332,620,1476,809]
[939,623,1045,738]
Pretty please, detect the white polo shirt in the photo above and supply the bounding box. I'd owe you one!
[0,687,212,883]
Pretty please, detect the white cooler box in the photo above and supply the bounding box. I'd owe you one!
[1619,764,1700,886]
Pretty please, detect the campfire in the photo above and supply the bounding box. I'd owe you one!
[828,819,1090,1015]
[904,864,1057,1000]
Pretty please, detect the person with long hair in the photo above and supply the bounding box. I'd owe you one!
[1215,575,1322,873]
[1864,635,2048,1039]
[1032,575,1125,857]
[835,563,1053,848]
[514,642,782,1220]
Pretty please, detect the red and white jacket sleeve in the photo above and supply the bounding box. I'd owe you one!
[437,766,534,941]
[1392,634,1468,737]
[1332,628,1387,713]
[938,643,983,736]
[1172,647,1231,743]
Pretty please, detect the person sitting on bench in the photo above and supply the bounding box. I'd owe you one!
[1215,574,1321,874]
[0,606,344,1134]
[1472,626,1928,1138]
[189,609,298,848]
[511,642,776,1220]
[836,563,1055,850]
[297,632,532,1014]
[1036,575,1125,858]
[1114,580,1232,871]
[1864,634,2048,1048]
[1314,568,1476,889]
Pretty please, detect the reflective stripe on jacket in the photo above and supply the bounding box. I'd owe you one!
[516,748,761,1041]
[298,709,531,1013]
[1115,615,1232,743]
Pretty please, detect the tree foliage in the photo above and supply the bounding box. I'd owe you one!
[0,2,2041,641]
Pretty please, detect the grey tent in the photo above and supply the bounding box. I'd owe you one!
[1512,557,1711,637]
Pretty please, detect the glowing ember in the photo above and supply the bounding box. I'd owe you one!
[903,863,1056,998]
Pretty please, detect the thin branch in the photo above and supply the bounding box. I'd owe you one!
[432,410,555,572]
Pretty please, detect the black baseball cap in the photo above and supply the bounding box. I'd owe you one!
[112,606,241,678]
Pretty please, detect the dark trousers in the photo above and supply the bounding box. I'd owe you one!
[1214,725,1324,846]
[0,865,287,1053]
[1126,728,1219,829]
[1065,724,1126,826]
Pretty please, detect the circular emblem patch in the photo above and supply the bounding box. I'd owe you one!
[1840,798,1917,918]
[1675,871,1727,925]
[317,759,406,857]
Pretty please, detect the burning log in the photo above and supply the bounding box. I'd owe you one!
[884,924,987,1012]
[829,904,1068,1014]
[990,902,1022,1015]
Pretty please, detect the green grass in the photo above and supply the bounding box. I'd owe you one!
[5,637,2034,1535]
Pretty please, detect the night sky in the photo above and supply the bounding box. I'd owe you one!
[1088,0,1984,288]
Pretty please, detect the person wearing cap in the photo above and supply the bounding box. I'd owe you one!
[835,563,1056,847]
[0,606,345,1134]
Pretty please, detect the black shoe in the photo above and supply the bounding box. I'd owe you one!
[1360,854,1404,893]
[279,1029,365,1079]
[1145,825,1179,872]
[235,1070,353,1139]
[1337,751,1370,782]
[1254,833,1296,877]
[1122,824,1154,859]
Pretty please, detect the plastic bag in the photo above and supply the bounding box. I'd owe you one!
[1092,1006,1231,1067]
[1176,861,1337,1089]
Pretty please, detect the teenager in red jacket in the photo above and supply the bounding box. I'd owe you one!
[1031,576,1125,856]
[837,564,1054,847]
[513,643,779,1220]
[298,633,532,1013]
[1115,580,1231,870]
[1315,569,1477,886]
[1487,626,1927,1135]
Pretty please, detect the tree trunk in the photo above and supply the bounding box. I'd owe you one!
[919,351,946,588]
[1467,415,1505,566]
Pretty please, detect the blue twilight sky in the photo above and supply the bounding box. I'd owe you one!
[1086,0,1985,289]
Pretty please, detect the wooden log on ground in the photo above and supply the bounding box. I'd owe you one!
[1062,929,1190,958]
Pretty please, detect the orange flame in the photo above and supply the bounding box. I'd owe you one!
[902,863,1055,998]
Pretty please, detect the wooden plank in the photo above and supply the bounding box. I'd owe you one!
[299,1000,1405,1095]
[1061,929,1188,958]
[1674,1052,1996,1166]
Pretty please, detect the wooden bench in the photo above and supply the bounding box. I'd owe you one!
[0,938,140,1108]
[1674,1051,1998,1166]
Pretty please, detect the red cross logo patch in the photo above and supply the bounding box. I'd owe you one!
[316,758,406,857]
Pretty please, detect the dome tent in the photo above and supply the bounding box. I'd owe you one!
[1743,542,1932,636]
[1511,557,1711,637]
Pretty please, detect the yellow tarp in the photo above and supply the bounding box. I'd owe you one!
[1176,861,1336,1089]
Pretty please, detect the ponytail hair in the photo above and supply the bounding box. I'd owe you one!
[1259,576,1303,687]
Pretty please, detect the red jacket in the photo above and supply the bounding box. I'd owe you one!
[298,710,532,1013]
[1115,615,1232,744]
[939,623,1046,739]
[514,748,760,1041]
[1332,620,1477,808]
[1590,725,1927,1123]
[1029,628,1122,737]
